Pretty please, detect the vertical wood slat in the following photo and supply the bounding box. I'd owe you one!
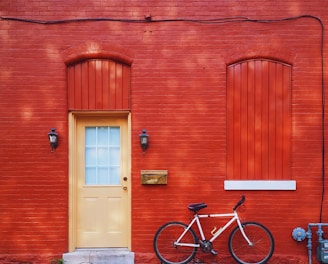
[240,62,248,179]
[116,64,123,109]
[95,60,103,109]
[67,59,131,110]
[109,61,117,109]
[227,65,235,179]
[275,63,284,179]
[254,60,263,179]
[122,65,131,109]
[102,61,109,109]
[88,60,96,110]
[81,62,89,109]
[268,62,276,179]
[232,64,241,179]
[74,64,82,109]
[227,59,291,180]
[282,65,292,179]
[247,61,255,179]
[67,67,75,109]
[261,60,269,179]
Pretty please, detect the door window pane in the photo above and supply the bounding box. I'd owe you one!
[85,128,96,145]
[85,167,97,184]
[85,126,121,185]
[110,167,120,185]
[97,127,109,145]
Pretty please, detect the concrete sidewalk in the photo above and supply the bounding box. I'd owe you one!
[63,248,134,264]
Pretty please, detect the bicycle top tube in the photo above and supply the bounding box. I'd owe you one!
[187,195,245,214]
[198,212,235,218]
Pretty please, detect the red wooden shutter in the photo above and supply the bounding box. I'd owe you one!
[67,59,131,110]
[227,59,291,180]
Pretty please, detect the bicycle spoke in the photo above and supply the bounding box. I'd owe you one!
[228,222,274,264]
[154,222,197,264]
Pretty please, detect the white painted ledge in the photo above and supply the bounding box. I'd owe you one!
[224,180,296,190]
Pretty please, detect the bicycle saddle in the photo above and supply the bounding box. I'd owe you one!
[188,203,207,212]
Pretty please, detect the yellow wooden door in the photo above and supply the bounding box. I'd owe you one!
[75,116,130,248]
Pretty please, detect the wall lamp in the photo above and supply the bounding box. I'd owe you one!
[48,128,58,152]
[139,129,149,152]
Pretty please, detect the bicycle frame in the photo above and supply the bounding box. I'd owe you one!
[174,210,253,248]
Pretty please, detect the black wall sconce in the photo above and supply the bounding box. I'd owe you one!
[139,129,149,152]
[48,128,58,152]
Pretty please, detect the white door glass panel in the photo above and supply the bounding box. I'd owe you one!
[85,126,121,185]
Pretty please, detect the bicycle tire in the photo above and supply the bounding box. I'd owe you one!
[228,221,274,264]
[153,221,198,264]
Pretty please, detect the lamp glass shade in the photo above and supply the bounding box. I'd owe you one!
[139,129,149,150]
[48,128,58,151]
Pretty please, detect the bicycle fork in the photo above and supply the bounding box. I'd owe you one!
[236,216,254,246]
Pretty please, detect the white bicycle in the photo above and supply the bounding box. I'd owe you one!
[153,195,274,264]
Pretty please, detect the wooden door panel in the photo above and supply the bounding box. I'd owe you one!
[76,117,129,248]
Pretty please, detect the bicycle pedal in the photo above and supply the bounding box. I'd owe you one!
[210,249,218,255]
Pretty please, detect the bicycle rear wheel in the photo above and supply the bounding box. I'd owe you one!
[228,221,274,264]
[153,221,198,264]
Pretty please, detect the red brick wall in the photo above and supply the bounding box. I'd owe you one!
[1,1,328,263]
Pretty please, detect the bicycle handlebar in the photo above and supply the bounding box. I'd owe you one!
[233,195,245,211]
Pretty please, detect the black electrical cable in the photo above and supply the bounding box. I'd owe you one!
[316,17,325,223]
[0,16,252,24]
[0,14,325,221]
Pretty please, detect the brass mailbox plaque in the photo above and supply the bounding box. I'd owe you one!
[141,170,168,185]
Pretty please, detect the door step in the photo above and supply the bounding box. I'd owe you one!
[63,248,134,264]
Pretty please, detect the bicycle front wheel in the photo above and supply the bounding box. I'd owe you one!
[153,221,198,264]
[228,222,274,264]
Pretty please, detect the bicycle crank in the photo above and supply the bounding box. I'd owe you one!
[199,240,213,253]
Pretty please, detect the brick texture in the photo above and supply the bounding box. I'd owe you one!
[1,1,328,263]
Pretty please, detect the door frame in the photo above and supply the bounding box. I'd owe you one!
[68,111,131,251]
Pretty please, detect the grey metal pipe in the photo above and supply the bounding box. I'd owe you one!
[307,225,312,264]
[307,223,328,264]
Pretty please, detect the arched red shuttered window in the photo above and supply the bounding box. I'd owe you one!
[227,59,291,182]
[67,59,131,110]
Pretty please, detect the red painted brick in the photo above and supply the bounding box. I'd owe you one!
[1,1,328,263]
